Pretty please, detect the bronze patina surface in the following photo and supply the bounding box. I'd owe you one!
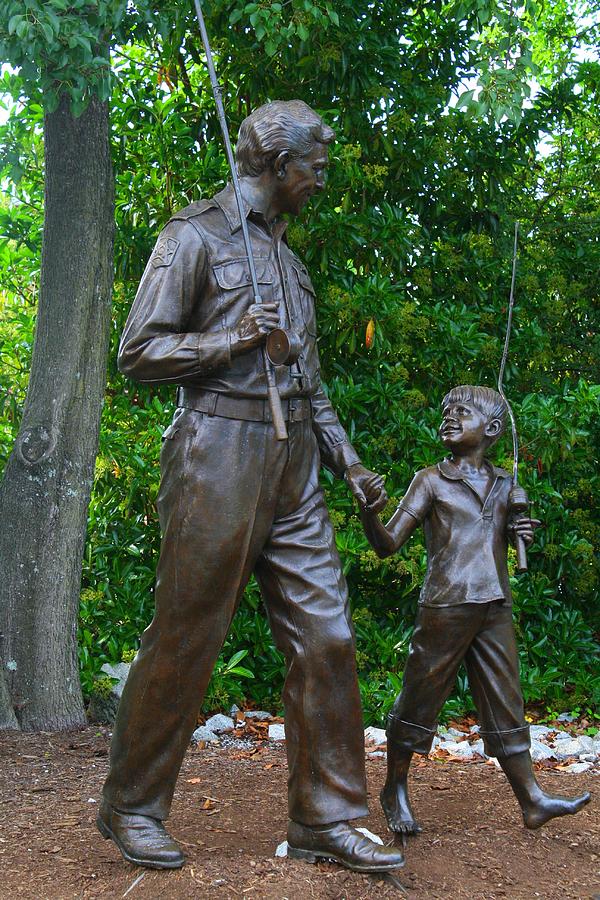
[99,100,403,873]
[359,385,591,836]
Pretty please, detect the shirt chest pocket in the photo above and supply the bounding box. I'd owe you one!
[213,256,274,325]
[291,262,317,337]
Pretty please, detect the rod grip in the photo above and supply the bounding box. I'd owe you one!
[267,383,287,441]
[515,535,528,573]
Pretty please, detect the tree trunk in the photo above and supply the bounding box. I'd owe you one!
[0,94,114,731]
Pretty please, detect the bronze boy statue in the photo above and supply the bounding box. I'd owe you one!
[359,385,591,835]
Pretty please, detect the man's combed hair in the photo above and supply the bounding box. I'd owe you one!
[236,100,335,177]
[442,385,508,436]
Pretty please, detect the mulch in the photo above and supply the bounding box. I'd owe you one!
[0,727,598,899]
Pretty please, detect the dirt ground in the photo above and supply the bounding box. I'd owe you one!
[0,727,598,900]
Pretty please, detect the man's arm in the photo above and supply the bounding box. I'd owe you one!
[310,388,388,508]
[118,220,278,384]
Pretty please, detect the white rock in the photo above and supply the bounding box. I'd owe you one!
[469,724,480,734]
[529,739,556,762]
[580,754,598,763]
[275,840,288,858]
[192,725,218,743]
[446,726,468,737]
[245,710,273,721]
[269,723,286,741]
[562,762,592,774]
[438,740,474,759]
[470,739,486,756]
[100,662,131,699]
[205,714,234,733]
[556,712,575,723]
[553,730,572,741]
[578,735,595,753]
[554,739,585,760]
[487,756,502,769]
[530,724,551,738]
[367,751,387,758]
[364,726,387,745]
[356,827,384,845]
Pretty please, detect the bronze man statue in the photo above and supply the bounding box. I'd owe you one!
[359,385,591,835]
[97,100,404,874]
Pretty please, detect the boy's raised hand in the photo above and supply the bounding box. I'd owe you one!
[511,517,542,547]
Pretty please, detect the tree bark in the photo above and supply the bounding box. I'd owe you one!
[0,94,114,731]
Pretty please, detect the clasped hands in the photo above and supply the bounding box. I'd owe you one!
[345,464,388,513]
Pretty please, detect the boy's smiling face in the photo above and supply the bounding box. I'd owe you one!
[440,400,501,452]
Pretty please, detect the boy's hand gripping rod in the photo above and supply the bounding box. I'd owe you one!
[192,0,288,440]
[498,222,529,572]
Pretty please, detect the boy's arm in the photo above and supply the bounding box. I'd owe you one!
[360,503,420,558]
[357,469,431,558]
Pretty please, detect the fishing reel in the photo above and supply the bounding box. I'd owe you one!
[509,484,529,573]
[265,328,302,368]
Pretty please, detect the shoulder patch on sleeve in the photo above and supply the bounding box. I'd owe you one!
[151,237,180,268]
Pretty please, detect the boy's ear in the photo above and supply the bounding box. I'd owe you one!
[485,418,502,439]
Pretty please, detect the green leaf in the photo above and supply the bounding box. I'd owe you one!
[8,14,23,35]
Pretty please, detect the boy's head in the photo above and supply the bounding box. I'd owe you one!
[440,385,507,453]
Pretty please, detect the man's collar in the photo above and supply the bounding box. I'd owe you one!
[438,458,511,481]
[213,183,288,240]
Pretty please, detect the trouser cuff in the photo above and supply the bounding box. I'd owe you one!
[479,724,531,758]
[387,714,436,755]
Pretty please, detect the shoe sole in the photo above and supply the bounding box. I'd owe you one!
[96,814,184,870]
[287,844,405,872]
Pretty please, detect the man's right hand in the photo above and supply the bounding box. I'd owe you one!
[231,303,279,355]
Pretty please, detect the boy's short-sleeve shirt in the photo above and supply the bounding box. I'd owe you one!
[398,459,513,607]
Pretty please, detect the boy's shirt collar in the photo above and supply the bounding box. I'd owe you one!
[437,458,511,482]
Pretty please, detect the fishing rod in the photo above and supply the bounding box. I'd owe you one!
[498,222,529,572]
[192,0,288,441]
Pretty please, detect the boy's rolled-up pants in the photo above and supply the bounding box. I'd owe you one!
[387,600,531,759]
[102,407,368,826]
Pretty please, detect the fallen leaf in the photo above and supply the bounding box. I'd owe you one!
[186,778,202,784]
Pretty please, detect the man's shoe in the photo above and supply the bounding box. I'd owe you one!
[287,820,405,872]
[96,801,184,869]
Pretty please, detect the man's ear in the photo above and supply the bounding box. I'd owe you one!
[273,150,291,180]
[486,418,502,439]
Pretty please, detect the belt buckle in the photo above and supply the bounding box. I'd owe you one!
[288,399,304,422]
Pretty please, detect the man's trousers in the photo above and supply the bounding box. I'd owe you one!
[387,600,531,759]
[103,407,368,825]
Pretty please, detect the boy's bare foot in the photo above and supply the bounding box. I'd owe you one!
[522,790,591,829]
[380,782,423,835]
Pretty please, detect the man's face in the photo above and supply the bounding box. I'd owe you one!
[439,400,495,452]
[275,143,328,216]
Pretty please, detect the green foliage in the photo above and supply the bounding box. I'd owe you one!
[1,0,599,724]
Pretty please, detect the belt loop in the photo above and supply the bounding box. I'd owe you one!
[176,386,183,407]
[207,391,218,417]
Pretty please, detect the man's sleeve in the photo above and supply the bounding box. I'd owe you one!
[397,470,433,523]
[310,387,361,477]
[118,220,231,384]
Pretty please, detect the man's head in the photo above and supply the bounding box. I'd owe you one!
[236,100,334,215]
[440,385,507,452]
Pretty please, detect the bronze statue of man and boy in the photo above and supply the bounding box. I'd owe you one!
[98,100,590,874]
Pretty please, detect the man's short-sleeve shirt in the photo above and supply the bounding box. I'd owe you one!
[398,459,513,607]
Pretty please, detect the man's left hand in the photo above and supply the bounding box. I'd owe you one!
[345,464,388,512]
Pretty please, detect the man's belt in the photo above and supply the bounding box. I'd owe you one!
[176,387,312,423]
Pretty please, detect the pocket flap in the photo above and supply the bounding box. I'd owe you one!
[293,263,316,295]
[213,257,273,290]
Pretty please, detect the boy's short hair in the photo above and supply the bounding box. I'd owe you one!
[442,385,507,438]
[236,100,335,177]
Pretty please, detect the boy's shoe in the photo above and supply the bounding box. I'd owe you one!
[287,820,405,872]
[96,801,185,869]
